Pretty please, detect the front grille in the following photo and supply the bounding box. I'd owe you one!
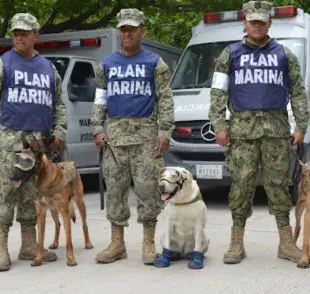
[173,151,226,161]
[175,138,206,144]
[172,120,215,144]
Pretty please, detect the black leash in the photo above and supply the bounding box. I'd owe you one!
[101,138,119,168]
[97,137,119,210]
[290,137,305,184]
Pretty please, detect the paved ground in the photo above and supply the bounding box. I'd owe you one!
[2,189,310,294]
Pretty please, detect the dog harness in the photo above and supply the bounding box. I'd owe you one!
[36,161,77,197]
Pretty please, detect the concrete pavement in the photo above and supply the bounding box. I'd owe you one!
[1,189,310,294]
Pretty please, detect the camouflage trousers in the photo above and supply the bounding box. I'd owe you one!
[103,139,164,227]
[226,136,292,227]
[0,150,37,229]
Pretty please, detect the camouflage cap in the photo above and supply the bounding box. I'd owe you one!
[10,13,40,32]
[116,8,145,28]
[243,1,273,23]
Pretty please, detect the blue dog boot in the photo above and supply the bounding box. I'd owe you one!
[188,251,204,270]
[154,248,171,267]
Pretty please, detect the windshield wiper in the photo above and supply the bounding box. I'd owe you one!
[172,83,208,90]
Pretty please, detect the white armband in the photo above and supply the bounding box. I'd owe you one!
[211,72,229,92]
[94,88,107,105]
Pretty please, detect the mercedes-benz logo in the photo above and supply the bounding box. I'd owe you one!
[201,122,216,142]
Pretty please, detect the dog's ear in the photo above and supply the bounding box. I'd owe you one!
[22,140,30,149]
[29,137,42,153]
[180,168,193,181]
[27,137,44,160]
[301,164,307,175]
[301,163,310,176]
[41,153,50,167]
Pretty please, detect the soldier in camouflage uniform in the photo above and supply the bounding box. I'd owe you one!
[91,8,174,265]
[0,13,67,271]
[209,1,309,264]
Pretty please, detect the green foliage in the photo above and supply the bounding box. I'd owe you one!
[0,0,309,48]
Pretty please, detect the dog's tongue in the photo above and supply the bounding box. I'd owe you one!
[15,180,22,188]
[161,194,170,201]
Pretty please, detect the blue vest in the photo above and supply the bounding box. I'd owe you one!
[1,50,55,131]
[228,40,290,111]
[103,49,158,118]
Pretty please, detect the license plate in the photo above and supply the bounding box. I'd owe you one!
[196,165,223,179]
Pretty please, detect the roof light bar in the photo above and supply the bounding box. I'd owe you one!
[0,37,101,55]
[203,6,297,23]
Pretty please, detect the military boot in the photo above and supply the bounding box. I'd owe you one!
[277,226,301,263]
[142,225,156,265]
[223,227,246,264]
[18,226,57,262]
[96,225,127,263]
[0,228,10,271]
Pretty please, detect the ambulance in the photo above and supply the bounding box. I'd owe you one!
[0,28,183,179]
[166,5,310,203]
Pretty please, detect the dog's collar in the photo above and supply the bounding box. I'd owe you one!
[171,191,203,206]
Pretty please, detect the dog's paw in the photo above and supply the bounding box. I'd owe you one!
[85,242,94,250]
[67,257,77,267]
[297,259,309,269]
[154,256,170,268]
[31,259,43,267]
[49,242,59,249]
[154,249,171,268]
[188,251,204,270]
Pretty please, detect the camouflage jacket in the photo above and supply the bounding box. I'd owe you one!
[0,51,67,151]
[209,37,309,140]
[91,56,175,146]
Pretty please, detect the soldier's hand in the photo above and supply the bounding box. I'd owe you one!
[156,137,170,154]
[291,131,304,145]
[216,131,230,147]
[95,133,109,149]
[49,137,62,151]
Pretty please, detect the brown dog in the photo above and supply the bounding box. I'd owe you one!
[293,161,310,268]
[9,141,93,267]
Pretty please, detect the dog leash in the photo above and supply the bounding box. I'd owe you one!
[289,137,305,184]
[290,137,304,163]
[101,138,119,168]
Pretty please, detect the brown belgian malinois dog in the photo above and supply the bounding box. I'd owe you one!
[9,139,93,267]
[293,161,310,269]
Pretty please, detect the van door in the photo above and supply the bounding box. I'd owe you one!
[64,58,98,174]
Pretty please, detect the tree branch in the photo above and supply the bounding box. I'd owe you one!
[39,0,106,33]
[38,0,206,35]
[40,0,125,33]
[41,9,58,28]
[0,0,14,37]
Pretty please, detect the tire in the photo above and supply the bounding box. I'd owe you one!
[81,174,106,192]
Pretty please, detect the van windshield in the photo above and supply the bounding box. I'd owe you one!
[45,57,70,80]
[171,38,305,90]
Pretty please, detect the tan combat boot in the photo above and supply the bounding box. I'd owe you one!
[223,227,246,264]
[142,225,156,265]
[0,228,10,271]
[18,227,57,262]
[96,225,127,263]
[277,226,301,263]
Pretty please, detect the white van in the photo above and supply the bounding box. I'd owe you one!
[0,28,183,177]
[165,5,310,203]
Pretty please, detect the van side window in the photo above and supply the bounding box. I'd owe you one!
[68,61,96,102]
